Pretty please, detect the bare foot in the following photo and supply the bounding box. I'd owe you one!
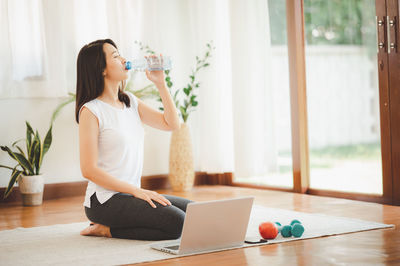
[80,223,112,238]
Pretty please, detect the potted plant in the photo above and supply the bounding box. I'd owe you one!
[0,122,53,206]
[135,40,215,191]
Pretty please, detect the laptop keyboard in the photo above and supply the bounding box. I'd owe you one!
[166,245,180,250]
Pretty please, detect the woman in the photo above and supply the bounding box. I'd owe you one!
[76,39,194,240]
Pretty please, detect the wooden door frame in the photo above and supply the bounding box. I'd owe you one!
[376,0,393,205]
[285,0,310,194]
[387,0,400,205]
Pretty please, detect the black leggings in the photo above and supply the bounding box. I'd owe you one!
[84,192,194,241]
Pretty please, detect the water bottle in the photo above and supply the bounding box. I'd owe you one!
[125,55,172,71]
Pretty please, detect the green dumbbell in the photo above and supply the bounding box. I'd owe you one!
[281,219,305,238]
[281,225,292,237]
[291,223,304,237]
[289,219,304,237]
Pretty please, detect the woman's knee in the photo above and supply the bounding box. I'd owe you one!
[164,207,186,239]
[162,194,195,212]
[84,206,103,225]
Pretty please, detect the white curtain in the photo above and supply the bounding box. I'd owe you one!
[229,0,278,177]
[0,0,279,178]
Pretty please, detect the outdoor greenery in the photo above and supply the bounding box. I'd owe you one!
[278,142,381,173]
[309,142,381,160]
[279,142,381,160]
[268,0,376,48]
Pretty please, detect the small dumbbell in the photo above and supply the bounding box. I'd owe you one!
[281,219,304,238]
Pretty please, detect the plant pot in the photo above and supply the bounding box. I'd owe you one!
[18,174,44,206]
[168,122,195,191]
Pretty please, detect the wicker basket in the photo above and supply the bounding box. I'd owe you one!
[168,122,195,191]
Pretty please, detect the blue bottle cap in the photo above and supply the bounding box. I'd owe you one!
[125,61,132,70]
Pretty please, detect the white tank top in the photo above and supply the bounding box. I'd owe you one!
[78,91,145,208]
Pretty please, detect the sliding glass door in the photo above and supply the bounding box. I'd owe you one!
[233,0,399,205]
[304,0,383,195]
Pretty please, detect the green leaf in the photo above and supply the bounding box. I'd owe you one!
[167,81,173,87]
[14,145,26,158]
[165,77,170,82]
[159,107,164,111]
[42,125,52,157]
[183,88,190,96]
[35,140,41,175]
[165,70,170,75]
[192,101,198,106]
[179,106,187,116]
[15,152,34,174]
[0,164,14,171]
[26,121,34,154]
[0,146,34,174]
[32,130,43,175]
[183,114,188,123]
[28,139,38,165]
[4,166,22,199]
[34,130,42,175]
[12,138,24,147]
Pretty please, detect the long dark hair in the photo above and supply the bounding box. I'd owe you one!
[75,38,130,123]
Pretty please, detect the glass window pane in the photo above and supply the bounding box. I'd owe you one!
[304,0,382,195]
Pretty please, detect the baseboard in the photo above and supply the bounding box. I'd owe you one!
[0,172,233,204]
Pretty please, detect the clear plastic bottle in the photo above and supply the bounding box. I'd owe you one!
[125,55,172,71]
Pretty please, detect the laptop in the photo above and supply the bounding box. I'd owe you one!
[150,196,254,255]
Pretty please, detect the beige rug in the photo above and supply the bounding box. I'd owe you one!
[0,204,394,266]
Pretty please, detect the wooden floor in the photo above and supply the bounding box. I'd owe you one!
[1,185,399,265]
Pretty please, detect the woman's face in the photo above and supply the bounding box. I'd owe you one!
[103,43,128,81]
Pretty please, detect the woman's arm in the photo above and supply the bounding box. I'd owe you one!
[82,166,138,196]
[157,82,180,130]
[144,56,180,130]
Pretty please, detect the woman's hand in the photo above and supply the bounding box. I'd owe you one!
[145,53,165,87]
[131,187,172,208]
